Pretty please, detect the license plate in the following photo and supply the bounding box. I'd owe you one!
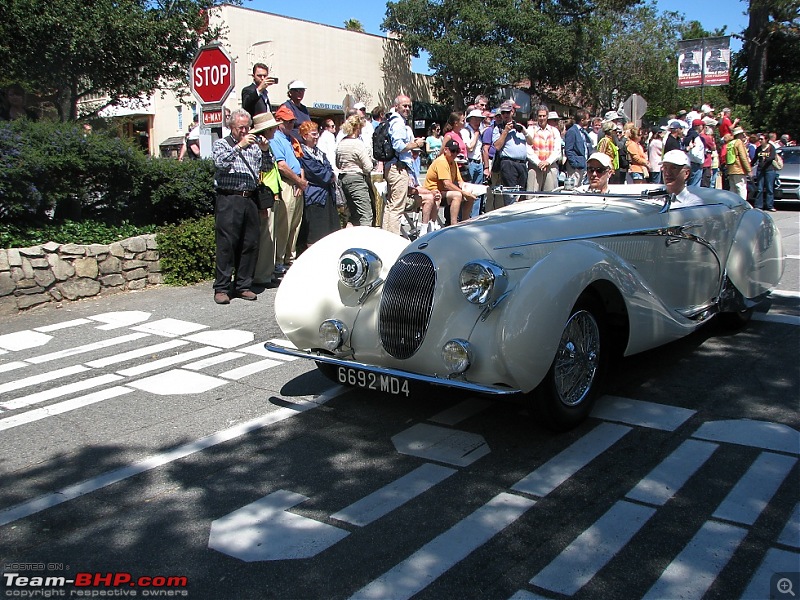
[337,366,410,397]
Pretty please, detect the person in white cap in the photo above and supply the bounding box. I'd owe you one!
[578,152,614,193]
[662,149,704,207]
[281,80,311,140]
[462,108,485,216]
[353,101,374,158]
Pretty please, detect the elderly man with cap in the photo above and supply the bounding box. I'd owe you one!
[462,108,485,216]
[578,152,614,194]
[270,104,309,278]
[493,100,535,201]
[211,109,277,304]
[725,126,752,200]
[424,138,477,225]
[662,149,704,207]
[281,80,311,140]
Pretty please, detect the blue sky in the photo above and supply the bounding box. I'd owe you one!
[246,0,750,72]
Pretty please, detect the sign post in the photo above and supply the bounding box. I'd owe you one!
[189,43,235,157]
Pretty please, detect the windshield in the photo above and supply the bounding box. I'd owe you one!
[781,149,800,165]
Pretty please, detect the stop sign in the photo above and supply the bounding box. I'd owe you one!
[190,44,235,105]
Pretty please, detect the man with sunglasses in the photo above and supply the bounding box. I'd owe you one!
[578,152,614,193]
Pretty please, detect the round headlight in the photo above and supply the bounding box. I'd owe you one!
[459,261,507,305]
[319,320,347,351]
[442,339,472,374]
[339,249,382,289]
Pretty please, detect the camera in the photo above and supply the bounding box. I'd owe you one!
[514,122,525,132]
[271,77,279,84]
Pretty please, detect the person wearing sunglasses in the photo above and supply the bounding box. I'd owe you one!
[578,152,614,193]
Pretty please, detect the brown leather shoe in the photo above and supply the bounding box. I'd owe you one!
[236,290,258,301]
[214,292,230,305]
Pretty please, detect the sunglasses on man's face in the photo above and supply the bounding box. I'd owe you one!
[587,166,609,175]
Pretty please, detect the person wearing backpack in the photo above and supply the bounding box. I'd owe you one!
[726,127,752,200]
[379,94,425,235]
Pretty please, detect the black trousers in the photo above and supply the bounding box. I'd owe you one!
[499,158,527,189]
[214,193,260,293]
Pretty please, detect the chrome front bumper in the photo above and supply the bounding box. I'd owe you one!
[264,342,520,396]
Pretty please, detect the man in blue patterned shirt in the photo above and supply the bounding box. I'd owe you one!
[211,108,270,304]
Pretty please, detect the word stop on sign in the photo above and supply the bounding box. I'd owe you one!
[194,64,230,87]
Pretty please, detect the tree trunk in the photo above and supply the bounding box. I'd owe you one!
[746,0,771,97]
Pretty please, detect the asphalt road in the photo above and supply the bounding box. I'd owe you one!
[0,208,798,600]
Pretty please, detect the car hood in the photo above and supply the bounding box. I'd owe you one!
[410,195,662,268]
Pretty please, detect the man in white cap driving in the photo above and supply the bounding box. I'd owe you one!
[578,152,614,193]
[662,149,704,207]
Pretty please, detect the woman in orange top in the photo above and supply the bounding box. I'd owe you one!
[625,126,649,182]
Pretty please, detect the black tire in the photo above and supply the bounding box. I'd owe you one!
[531,292,608,432]
[718,307,754,329]
[315,361,340,384]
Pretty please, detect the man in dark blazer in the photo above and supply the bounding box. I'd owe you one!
[241,63,276,117]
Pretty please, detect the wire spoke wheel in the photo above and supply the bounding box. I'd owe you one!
[553,310,600,407]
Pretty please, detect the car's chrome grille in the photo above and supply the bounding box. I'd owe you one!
[379,252,436,359]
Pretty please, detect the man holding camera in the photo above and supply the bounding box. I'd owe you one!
[492,100,534,202]
[241,63,277,117]
[211,109,272,304]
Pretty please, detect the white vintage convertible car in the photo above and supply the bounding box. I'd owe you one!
[265,185,784,430]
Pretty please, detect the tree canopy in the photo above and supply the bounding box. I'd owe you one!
[0,0,237,121]
[382,0,798,136]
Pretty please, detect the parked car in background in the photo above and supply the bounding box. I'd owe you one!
[775,146,800,201]
[267,186,784,431]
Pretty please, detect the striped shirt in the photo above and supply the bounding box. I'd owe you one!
[529,125,557,163]
[212,137,267,191]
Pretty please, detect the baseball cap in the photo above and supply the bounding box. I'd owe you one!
[692,119,703,127]
[668,119,684,130]
[353,102,366,110]
[732,126,745,136]
[601,121,615,133]
[702,116,718,126]
[499,100,515,112]
[662,149,690,167]
[274,105,296,122]
[587,152,612,168]
[604,110,620,122]
[466,109,484,120]
[547,111,560,120]
[443,139,460,154]
[288,80,307,90]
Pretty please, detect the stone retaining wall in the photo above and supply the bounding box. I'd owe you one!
[0,235,161,315]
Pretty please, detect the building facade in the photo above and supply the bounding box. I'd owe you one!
[111,4,434,156]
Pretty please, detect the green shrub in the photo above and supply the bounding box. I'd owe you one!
[0,119,215,228]
[156,214,215,285]
[0,220,156,249]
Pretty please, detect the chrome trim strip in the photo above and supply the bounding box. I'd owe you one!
[264,342,520,396]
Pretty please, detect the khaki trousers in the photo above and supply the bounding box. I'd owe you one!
[383,162,409,235]
[272,181,304,266]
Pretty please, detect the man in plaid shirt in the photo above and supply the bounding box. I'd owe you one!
[211,108,271,305]
[526,105,560,192]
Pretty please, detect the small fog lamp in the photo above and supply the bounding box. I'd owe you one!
[442,339,472,374]
[319,320,347,351]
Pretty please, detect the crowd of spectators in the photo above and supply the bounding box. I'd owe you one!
[202,68,798,304]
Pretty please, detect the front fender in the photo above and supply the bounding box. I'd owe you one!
[726,209,784,299]
[491,240,688,393]
[275,227,410,350]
